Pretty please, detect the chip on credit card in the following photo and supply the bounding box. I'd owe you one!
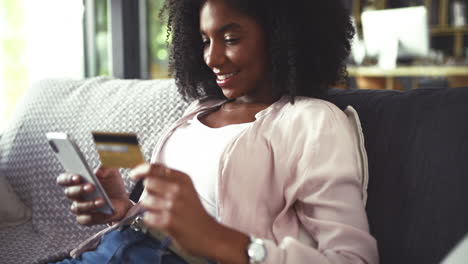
[92,131,145,169]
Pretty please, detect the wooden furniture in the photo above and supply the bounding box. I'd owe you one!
[348,66,468,90]
[348,65,468,89]
[350,1,468,90]
[352,0,468,58]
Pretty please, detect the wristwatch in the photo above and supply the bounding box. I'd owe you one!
[247,235,267,263]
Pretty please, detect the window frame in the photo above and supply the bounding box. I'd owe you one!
[84,0,149,79]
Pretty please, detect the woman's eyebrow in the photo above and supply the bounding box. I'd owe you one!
[217,22,242,33]
[200,22,242,35]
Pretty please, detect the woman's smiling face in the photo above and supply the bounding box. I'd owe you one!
[200,0,273,103]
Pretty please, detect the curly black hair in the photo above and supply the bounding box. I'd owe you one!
[160,0,354,101]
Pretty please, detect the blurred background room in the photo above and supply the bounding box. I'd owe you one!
[0,0,170,132]
[347,0,468,90]
[2,0,468,131]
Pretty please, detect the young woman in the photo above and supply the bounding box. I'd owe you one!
[54,0,378,263]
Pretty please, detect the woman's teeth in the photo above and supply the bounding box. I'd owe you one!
[217,72,237,80]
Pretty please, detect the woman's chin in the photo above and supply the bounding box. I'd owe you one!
[221,89,240,100]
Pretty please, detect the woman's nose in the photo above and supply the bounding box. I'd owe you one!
[204,41,226,69]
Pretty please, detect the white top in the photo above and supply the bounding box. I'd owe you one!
[158,111,252,217]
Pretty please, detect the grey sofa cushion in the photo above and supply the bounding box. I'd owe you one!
[324,87,468,264]
[0,77,188,264]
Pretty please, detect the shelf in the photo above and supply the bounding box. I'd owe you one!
[351,0,468,58]
[348,65,468,77]
[431,26,468,35]
[348,65,468,90]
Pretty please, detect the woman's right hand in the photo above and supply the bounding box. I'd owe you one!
[56,167,134,226]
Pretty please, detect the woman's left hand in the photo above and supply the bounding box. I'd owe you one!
[129,163,224,258]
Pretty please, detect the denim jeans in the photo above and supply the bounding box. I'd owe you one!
[50,227,190,264]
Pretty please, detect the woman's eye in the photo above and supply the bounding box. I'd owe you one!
[225,38,239,44]
[202,39,210,47]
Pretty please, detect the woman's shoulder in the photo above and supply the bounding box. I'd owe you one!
[288,96,342,110]
[278,96,346,124]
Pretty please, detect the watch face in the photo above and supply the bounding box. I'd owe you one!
[248,242,266,261]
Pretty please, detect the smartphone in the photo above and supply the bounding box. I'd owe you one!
[46,132,115,215]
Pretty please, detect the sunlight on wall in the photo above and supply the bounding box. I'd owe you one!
[24,0,84,82]
[0,41,4,125]
[0,0,84,132]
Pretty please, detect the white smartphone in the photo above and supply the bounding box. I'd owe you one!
[46,132,115,215]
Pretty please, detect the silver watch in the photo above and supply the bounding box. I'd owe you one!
[247,235,267,264]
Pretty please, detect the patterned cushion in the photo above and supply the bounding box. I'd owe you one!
[0,77,188,264]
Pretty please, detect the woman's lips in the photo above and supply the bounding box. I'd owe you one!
[216,72,239,87]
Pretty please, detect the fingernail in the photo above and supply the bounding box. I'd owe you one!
[170,185,179,194]
[129,170,136,180]
[72,175,79,182]
[94,199,104,207]
[129,163,150,180]
[83,184,92,192]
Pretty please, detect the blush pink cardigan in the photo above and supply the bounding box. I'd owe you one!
[149,96,379,264]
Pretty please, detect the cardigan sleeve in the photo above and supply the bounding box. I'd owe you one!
[262,101,378,264]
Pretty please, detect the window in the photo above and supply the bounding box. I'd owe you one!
[90,0,170,79]
[147,0,170,79]
[0,0,84,131]
[0,0,174,132]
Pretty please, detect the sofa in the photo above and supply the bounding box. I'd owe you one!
[0,77,467,264]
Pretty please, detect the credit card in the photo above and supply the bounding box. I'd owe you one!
[92,131,145,169]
